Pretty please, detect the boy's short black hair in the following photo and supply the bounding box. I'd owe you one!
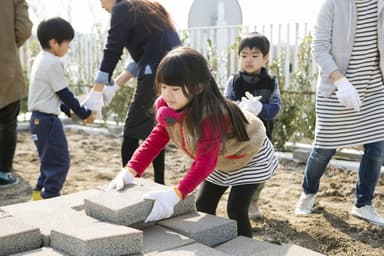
[37,17,74,49]
[238,32,270,56]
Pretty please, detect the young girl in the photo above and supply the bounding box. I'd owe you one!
[107,47,278,237]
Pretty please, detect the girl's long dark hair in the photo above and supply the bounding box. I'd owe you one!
[155,47,250,144]
[126,0,176,32]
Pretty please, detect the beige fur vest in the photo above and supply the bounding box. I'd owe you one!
[166,110,266,172]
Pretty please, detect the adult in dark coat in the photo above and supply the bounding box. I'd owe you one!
[83,0,181,184]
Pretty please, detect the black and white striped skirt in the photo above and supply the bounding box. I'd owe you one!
[206,137,278,186]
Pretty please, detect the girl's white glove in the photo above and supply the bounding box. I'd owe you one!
[106,167,135,191]
[143,187,181,223]
[102,83,119,106]
[334,77,361,111]
[238,91,263,116]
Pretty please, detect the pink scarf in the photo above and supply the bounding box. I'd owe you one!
[155,97,187,127]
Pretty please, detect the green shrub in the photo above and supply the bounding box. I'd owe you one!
[272,34,317,150]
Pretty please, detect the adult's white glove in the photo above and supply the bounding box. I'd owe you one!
[334,77,361,111]
[82,90,103,119]
[106,167,135,191]
[238,91,263,116]
[102,83,119,106]
[143,187,181,223]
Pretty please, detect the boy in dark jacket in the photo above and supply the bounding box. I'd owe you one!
[224,32,281,219]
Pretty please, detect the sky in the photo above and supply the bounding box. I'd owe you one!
[27,0,324,33]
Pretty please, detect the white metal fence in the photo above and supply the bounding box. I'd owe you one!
[20,22,313,90]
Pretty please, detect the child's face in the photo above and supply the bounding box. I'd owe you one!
[239,47,268,74]
[160,83,190,111]
[48,39,70,57]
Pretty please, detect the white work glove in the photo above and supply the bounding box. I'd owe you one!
[143,187,181,223]
[106,167,135,191]
[102,83,119,106]
[238,91,263,116]
[82,90,103,119]
[334,77,361,111]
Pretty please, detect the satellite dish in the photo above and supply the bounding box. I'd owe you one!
[188,0,242,27]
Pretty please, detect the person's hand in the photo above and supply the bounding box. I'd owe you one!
[143,187,181,223]
[106,167,135,191]
[102,83,120,106]
[334,77,361,111]
[84,111,97,123]
[238,91,263,116]
[82,90,103,118]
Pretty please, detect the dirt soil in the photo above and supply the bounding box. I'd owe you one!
[1,128,384,256]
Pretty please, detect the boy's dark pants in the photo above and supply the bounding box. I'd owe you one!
[0,100,20,172]
[29,112,69,198]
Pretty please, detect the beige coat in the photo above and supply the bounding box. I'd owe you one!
[0,0,32,108]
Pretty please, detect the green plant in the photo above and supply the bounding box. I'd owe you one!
[179,29,190,45]
[20,39,41,120]
[206,39,218,77]
[268,51,286,94]
[272,34,317,150]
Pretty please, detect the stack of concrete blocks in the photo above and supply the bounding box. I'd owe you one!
[0,178,324,256]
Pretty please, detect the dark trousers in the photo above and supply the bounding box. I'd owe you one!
[196,180,262,237]
[121,74,165,184]
[29,112,70,198]
[121,136,165,184]
[0,100,20,172]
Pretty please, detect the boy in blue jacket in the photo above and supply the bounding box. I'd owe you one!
[224,32,281,219]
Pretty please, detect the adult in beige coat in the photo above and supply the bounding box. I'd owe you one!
[0,0,32,187]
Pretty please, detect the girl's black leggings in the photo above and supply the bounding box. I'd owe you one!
[196,180,262,237]
[121,136,165,184]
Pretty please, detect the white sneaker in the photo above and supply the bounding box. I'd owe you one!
[249,201,264,220]
[295,192,316,215]
[351,205,384,226]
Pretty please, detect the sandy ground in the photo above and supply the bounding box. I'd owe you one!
[1,127,384,256]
